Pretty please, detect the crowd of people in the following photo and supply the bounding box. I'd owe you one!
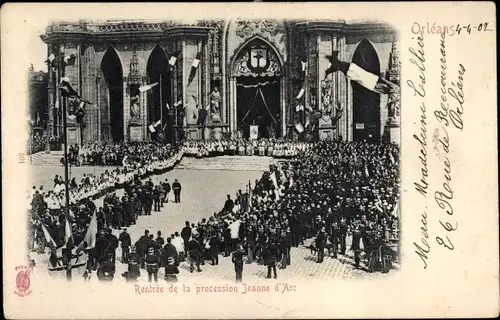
[57,139,313,167]
[28,132,48,155]
[28,137,400,282]
[182,138,313,159]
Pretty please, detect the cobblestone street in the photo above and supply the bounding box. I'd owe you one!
[31,164,397,283]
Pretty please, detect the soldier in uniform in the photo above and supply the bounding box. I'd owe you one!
[172,179,182,203]
[232,244,245,282]
[125,245,140,282]
[145,246,161,282]
[156,231,165,246]
[119,228,131,263]
[351,219,363,269]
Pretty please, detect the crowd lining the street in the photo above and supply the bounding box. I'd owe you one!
[28,138,400,282]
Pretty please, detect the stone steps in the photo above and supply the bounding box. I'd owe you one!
[177,156,273,171]
[29,151,64,166]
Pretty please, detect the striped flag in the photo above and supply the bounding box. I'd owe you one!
[79,211,97,249]
[40,222,57,249]
[188,52,202,86]
[325,51,399,94]
[149,119,162,133]
[139,82,159,93]
[64,219,74,249]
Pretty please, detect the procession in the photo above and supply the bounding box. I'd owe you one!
[25,18,401,283]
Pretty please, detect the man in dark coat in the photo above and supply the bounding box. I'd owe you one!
[232,244,245,282]
[163,237,179,266]
[181,221,192,254]
[136,230,150,268]
[264,241,280,279]
[208,227,220,266]
[105,228,119,264]
[172,179,182,203]
[163,179,171,204]
[223,195,234,213]
[119,228,131,264]
[187,235,203,273]
[316,227,327,263]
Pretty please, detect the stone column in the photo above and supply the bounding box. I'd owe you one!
[337,35,347,140]
[229,76,237,136]
[47,44,55,137]
[280,75,287,137]
[347,79,353,141]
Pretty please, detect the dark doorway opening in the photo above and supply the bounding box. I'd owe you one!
[101,47,124,142]
[352,38,381,143]
[146,45,172,143]
[237,76,280,139]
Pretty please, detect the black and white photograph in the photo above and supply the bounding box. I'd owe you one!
[2,3,497,319]
[25,17,401,283]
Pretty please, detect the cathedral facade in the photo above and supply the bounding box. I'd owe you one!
[41,19,400,145]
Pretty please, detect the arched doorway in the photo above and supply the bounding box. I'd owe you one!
[146,45,171,143]
[100,47,124,142]
[232,38,282,139]
[352,38,381,142]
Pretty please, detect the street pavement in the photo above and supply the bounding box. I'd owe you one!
[31,164,398,282]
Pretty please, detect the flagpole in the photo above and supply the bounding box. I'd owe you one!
[60,52,72,281]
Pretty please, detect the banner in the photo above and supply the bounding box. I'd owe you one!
[249,125,259,140]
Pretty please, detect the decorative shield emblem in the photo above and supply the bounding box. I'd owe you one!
[248,48,269,71]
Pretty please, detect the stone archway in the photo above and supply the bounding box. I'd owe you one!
[146,44,172,142]
[351,38,381,142]
[229,37,285,138]
[100,46,124,142]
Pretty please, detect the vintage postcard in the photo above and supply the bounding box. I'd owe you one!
[1,2,498,318]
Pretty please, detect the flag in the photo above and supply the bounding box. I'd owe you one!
[325,51,398,95]
[64,53,77,66]
[187,52,202,86]
[45,53,56,64]
[59,77,78,97]
[165,103,170,110]
[64,218,74,249]
[168,51,181,67]
[54,99,59,109]
[305,104,313,113]
[40,222,57,249]
[148,119,162,133]
[294,122,304,133]
[79,211,98,249]
[173,100,182,107]
[295,88,305,100]
[139,82,158,93]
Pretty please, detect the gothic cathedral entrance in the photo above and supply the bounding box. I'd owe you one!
[232,39,282,139]
[352,38,381,142]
